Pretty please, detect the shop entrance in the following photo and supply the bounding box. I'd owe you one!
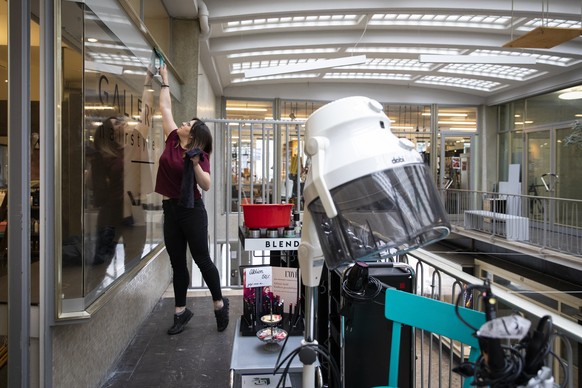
[439,132,474,191]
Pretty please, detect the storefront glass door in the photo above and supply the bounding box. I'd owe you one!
[556,125,582,228]
[439,132,474,191]
[526,130,553,220]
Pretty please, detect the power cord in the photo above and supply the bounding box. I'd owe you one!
[273,342,340,388]
[547,333,570,388]
[522,316,552,377]
[340,264,386,333]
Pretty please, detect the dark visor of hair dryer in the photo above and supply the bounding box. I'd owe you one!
[308,163,450,269]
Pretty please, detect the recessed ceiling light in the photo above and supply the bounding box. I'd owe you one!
[558,91,582,100]
[87,38,98,43]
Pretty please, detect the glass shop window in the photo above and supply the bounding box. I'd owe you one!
[59,1,164,314]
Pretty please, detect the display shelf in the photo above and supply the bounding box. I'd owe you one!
[239,312,304,337]
[229,318,305,388]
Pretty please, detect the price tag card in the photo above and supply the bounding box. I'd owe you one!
[241,374,290,387]
[272,267,300,306]
[243,266,273,288]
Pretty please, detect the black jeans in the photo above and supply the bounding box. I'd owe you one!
[162,199,223,307]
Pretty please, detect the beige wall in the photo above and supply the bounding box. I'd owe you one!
[170,19,200,120]
[196,59,217,120]
[53,251,171,387]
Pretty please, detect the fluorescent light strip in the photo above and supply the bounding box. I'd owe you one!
[244,55,367,78]
[225,14,360,32]
[419,54,537,64]
[422,113,468,117]
[123,69,149,76]
[417,76,504,92]
[520,18,582,30]
[440,64,541,81]
[233,73,320,83]
[348,47,464,55]
[474,49,577,67]
[438,121,476,125]
[324,72,412,81]
[226,107,268,112]
[358,58,432,71]
[228,48,338,59]
[370,14,512,29]
[85,105,115,110]
[234,58,318,73]
[558,92,582,100]
[276,117,308,122]
[85,42,153,55]
[85,61,124,75]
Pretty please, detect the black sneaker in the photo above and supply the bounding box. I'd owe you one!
[214,298,229,332]
[167,308,193,335]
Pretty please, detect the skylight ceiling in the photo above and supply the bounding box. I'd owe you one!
[199,1,582,99]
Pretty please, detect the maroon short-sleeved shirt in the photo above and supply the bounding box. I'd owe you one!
[154,129,210,200]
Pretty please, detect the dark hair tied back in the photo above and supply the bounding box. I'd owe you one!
[189,117,213,154]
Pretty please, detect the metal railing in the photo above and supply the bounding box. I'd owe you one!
[443,189,582,258]
[205,184,582,386]
[401,248,579,388]
[204,163,582,386]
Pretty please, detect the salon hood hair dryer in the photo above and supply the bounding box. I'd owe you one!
[297,96,451,388]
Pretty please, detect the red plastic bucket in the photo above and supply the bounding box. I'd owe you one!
[242,204,293,229]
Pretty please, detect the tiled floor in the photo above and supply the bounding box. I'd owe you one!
[100,288,243,388]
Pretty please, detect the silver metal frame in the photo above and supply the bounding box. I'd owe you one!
[8,1,32,386]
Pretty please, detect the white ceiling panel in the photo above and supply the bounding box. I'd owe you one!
[195,0,582,103]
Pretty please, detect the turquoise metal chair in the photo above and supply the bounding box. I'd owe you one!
[376,288,486,388]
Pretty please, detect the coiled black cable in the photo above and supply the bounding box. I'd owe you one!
[472,345,524,387]
[453,282,569,387]
[341,275,383,303]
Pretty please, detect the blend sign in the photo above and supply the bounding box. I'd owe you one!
[242,237,301,251]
